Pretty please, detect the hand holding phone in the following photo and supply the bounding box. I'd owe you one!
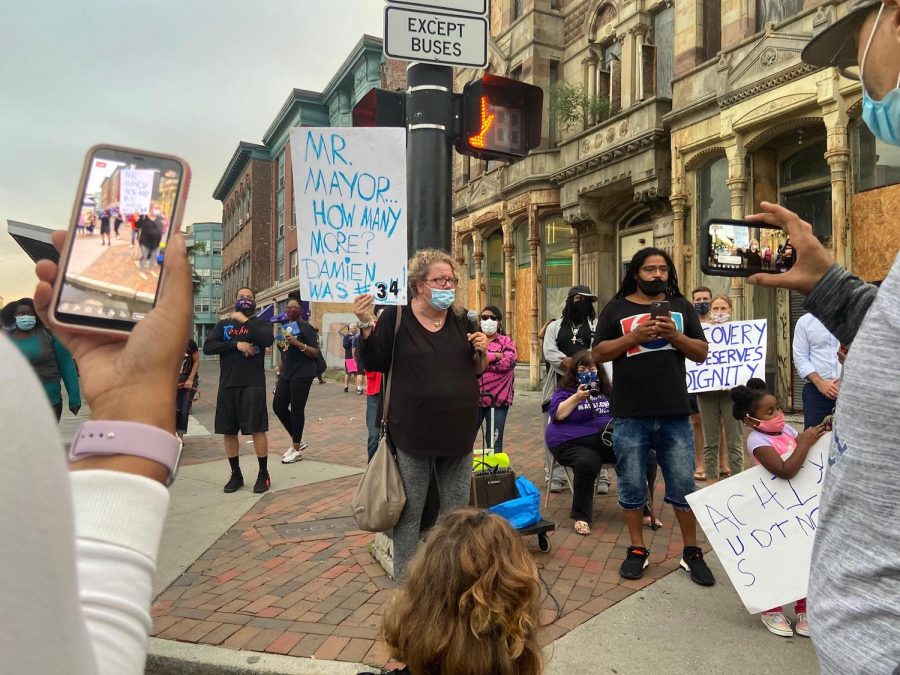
[650,301,670,319]
[700,217,793,279]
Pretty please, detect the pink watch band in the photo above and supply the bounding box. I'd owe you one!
[68,421,183,486]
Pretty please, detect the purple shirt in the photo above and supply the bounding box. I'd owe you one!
[545,387,613,449]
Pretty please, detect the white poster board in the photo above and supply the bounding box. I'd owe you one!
[686,319,767,393]
[685,433,831,614]
[290,127,408,305]
[119,169,155,214]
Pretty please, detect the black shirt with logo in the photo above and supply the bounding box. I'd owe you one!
[203,316,275,389]
[593,296,705,417]
[280,320,320,380]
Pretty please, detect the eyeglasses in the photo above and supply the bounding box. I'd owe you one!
[428,276,459,288]
[640,265,669,275]
[480,314,498,321]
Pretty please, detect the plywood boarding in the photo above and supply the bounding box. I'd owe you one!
[852,184,900,282]
[514,267,533,363]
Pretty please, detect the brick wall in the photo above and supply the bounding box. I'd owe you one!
[381,59,408,91]
[250,159,273,293]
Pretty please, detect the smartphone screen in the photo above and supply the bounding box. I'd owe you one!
[700,218,792,277]
[55,147,186,331]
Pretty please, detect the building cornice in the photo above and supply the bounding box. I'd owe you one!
[717,63,818,109]
[550,129,668,185]
[212,142,268,201]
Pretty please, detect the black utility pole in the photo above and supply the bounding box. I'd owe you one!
[405,63,455,253]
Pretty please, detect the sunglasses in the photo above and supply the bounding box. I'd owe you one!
[480,314,499,321]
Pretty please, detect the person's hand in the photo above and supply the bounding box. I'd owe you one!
[353,294,375,323]
[745,202,834,295]
[817,379,840,400]
[655,315,679,340]
[70,405,81,416]
[799,423,828,447]
[630,319,660,345]
[467,331,488,354]
[560,356,573,372]
[837,344,848,366]
[179,377,194,390]
[574,385,592,401]
[230,310,248,323]
[33,231,191,438]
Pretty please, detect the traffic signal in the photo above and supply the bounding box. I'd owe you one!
[457,74,543,161]
[352,88,406,128]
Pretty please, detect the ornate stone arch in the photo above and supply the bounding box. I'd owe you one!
[684,146,727,172]
[587,0,620,42]
[744,116,824,152]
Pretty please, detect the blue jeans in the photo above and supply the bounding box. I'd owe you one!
[366,393,381,461]
[479,406,509,454]
[613,416,696,511]
[802,382,835,429]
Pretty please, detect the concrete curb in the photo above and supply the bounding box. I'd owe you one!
[146,638,369,675]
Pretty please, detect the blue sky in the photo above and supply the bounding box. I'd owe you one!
[0,0,384,303]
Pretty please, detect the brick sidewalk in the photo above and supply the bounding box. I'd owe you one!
[153,376,705,669]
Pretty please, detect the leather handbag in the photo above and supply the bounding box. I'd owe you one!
[351,309,406,532]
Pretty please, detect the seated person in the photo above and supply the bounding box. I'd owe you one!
[359,508,543,675]
[545,350,613,536]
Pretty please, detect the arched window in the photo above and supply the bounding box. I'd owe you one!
[485,229,504,311]
[697,156,731,295]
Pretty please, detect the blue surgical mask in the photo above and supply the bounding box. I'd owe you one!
[860,4,900,146]
[577,371,599,386]
[15,315,36,331]
[427,288,455,311]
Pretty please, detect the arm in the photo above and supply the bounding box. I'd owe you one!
[792,320,815,381]
[53,336,82,409]
[247,318,275,349]
[358,304,395,373]
[552,388,590,422]
[185,350,200,386]
[662,305,708,363]
[288,324,320,359]
[542,321,567,374]
[804,264,878,346]
[202,322,236,355]
[488,337,517,372]
[753,426,826,480]
[669,332,709,363]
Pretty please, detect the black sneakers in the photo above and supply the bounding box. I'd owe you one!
[223,471,244,493]
[619,546,650,579]
[253,471,271,494]
[680,546,716,586]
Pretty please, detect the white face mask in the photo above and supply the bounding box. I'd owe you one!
[480,319,499,335]
[710,311,731,324]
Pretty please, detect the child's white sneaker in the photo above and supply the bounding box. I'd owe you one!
[761,612,793,637]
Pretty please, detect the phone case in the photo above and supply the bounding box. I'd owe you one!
[698,217,782,278]
[49,144,192,338]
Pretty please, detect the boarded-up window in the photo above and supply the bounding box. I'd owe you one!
[702,0,721,61]
[609,59,622,114]
[653,5,675,99]
[640,44,656,100]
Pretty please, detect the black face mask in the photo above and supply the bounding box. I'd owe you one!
[637,278,667,296]
[570,299,592,321]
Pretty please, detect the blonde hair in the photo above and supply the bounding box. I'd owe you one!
[407,248,464,315]
[382,508,543,675]
[711,293,733,309]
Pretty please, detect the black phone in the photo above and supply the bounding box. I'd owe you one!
[700,218,792,277]
[650,300,670,319]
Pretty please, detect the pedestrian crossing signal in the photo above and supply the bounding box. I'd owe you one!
[457,75,543,161]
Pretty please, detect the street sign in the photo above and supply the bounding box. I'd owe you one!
[384,6,489,69]
[385,0,487,15]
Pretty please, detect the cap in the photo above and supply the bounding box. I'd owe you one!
[800,0,880,74]
[567,285,597,300]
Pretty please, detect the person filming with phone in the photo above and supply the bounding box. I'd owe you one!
[593,248,715,587]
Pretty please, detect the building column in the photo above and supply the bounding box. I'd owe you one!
[472,230,485,311]
[502,220,515,338]
[528,205,541,390]
[583,54,599,125]
[726,142,747,320]
[633,24,650,100]
[823,105,851,268]
[570,225,581,285]
[670,193,688,286]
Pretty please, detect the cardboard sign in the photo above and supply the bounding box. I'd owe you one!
[119,169,155,215]
[290,128,408,305]
[686,319,767,393]
[685,433,830,614]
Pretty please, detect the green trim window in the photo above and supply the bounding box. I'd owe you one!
[542,217,573,322]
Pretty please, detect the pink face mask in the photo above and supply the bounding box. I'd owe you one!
[751,411,785,435]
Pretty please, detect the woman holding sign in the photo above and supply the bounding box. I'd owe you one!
[731,378,827,638]
[696,294,746,481]
[355,249,488,579]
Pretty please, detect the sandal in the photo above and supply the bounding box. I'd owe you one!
[574,520,591,536]
[642,516,663,530]
[719,470,731,478]
[693,471,707,481]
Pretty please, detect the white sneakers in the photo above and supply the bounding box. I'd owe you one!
[281,442,307,464]
[761,611,810,637]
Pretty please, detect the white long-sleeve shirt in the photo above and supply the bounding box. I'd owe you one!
[0,335,169,675]
[792,313,841,382]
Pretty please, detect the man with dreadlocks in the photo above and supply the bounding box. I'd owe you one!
[592,247,715,587]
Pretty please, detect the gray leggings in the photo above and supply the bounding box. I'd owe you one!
[392,448,472,579]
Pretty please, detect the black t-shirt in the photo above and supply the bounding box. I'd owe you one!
[593,296,705,417]
[359,305,479,457]
[202,316,275,389]
[280,320,320,380]
[179,339,199,384]
[342,333,354,359]
[555,318,596,357]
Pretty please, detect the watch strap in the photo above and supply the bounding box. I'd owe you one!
[68,421,183,486]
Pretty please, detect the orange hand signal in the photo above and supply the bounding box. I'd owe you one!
[467,96,494,149]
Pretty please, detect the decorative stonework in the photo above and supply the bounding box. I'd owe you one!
[733,93,813,128]
[619,120,629,136]
[551,129,668,185]
[760,48,777,67]
[718,63,817,109]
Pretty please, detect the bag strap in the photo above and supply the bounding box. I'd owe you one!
[380,306,402,430]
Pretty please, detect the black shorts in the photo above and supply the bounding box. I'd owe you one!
[214,385,268,435]
[688,394,699,415]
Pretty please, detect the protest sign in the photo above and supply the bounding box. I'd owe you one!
[686,319,767,393]
[290,127,408,305]
[685,433,830,614]
[119,169,155,215]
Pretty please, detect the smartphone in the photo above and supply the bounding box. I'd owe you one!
[51,145,191,336]
[650,300,670,319]
[700,218,791,277]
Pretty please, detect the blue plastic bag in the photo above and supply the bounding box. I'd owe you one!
[489,476,541,530]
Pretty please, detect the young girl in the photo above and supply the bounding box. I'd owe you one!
[731,378,827,638]
[477,305,517,455]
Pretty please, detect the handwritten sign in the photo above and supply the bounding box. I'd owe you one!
[686,433,830,614]
[290,128,408,305]
[119,169,155,215]
[686,319,767,393]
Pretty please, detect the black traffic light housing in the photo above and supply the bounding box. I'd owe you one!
[456,74,543,161]
[352,88,406,128]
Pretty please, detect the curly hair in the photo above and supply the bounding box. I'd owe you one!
[382,508,543,675]
[730,377,769,420]
[1,298,44,331]
[407,248,464,316]
[557,349,611,395]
